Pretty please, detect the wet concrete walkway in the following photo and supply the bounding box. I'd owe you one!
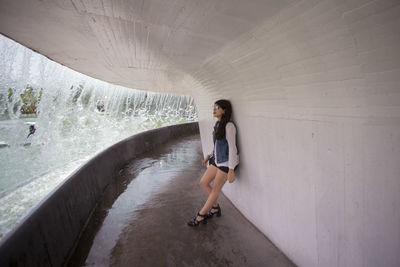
[68,135,295,267]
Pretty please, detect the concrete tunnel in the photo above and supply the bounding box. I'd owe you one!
[1,0,400,266]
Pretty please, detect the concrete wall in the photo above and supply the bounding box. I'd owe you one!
[0,122,199,267]
[193,1,400,267]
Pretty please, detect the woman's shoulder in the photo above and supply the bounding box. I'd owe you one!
[225,121,237,129]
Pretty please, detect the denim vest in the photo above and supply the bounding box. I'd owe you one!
[213,120,239,164]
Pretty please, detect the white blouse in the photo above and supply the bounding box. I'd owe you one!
[208,122,239,170]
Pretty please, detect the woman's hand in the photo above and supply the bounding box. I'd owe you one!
[227,169,235,183]
[202,155,210,167]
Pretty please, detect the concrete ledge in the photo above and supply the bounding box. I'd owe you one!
[0,122,199,267]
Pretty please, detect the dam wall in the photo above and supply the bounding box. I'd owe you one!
[0,122,199,267]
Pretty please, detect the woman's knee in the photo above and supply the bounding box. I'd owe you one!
[199,178,210,188]
[199,166,217,186]
[210,186,220,194]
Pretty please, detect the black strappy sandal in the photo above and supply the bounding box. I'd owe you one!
[206,204,221,218]
[187,212,207,227]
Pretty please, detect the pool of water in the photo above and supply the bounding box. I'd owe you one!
[0,113,195,240]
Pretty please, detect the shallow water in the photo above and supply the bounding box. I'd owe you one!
[68,135,201,266]
[0,114,195,240]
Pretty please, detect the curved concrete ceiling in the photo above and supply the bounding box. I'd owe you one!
[0,0,295,93]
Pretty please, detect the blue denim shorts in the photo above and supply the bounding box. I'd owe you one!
[208,156,237,174]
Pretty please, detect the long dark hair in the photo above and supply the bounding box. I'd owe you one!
[215,99,232,140]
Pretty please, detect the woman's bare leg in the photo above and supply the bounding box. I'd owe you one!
[196,170,228,221]
[199,165,217,195]
[199,165,218,207]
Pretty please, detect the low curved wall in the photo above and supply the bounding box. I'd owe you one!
[0,122,199,267]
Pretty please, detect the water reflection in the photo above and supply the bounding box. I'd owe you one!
[70,136,200,266]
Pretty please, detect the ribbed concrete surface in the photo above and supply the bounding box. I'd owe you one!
[68,135,294,267]
[0,0,294,94]
[193,3,400,267]
[1,1,400,266]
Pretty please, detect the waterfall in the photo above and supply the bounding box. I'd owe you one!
[0,34,197,239]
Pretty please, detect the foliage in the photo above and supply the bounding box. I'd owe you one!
[19,85,43,114]
[71,84,83,103]
[1,85,43,115]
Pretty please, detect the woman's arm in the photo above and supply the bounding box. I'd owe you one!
[202,128,215,166]
[202,154,211,166]
[226,123,238,169]
[226,122,239,182]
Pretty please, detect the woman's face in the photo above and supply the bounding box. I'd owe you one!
[213,104,225,119]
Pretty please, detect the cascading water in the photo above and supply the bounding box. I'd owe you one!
[0,35,197,239]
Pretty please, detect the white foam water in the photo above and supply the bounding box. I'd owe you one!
[0,34,197,239]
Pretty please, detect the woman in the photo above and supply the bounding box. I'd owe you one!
[187,99,239,226]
